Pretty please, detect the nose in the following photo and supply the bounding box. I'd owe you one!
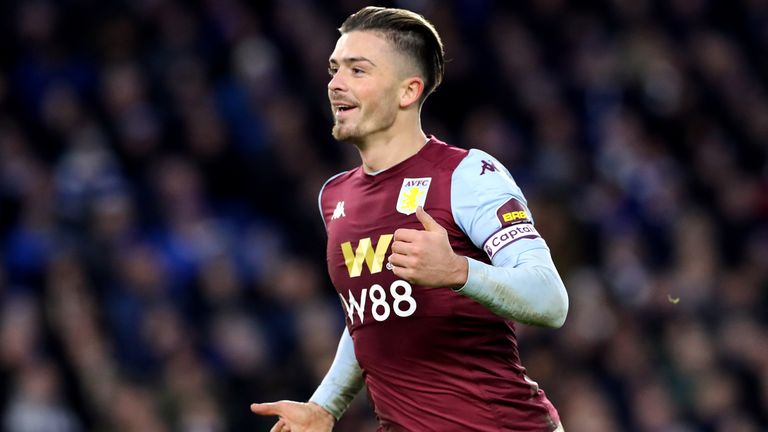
[328,70,346,94]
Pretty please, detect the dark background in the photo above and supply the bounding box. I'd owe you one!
[0,0,766,431]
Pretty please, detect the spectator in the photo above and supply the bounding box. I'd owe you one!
[0,1,765,430]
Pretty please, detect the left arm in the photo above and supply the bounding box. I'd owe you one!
[389,207,568,328]
[458,249,568,328]
[388,149,568,328]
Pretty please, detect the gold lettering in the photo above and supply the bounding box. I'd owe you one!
[502,211,527,222]
[340,234,394,277]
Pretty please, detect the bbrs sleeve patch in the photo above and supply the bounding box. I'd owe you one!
[483,198,540,259]
[496,198,532,227]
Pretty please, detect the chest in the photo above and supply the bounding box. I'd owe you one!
[322,171,463,328]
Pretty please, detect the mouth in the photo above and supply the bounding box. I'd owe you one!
[332,102,358,118]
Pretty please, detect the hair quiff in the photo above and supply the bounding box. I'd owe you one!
[340,6,445,102]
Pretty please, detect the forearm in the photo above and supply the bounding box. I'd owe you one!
[309,327,364,420]
[456,248,569,328]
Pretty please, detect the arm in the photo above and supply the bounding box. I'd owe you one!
[457,248,568,328]
[312,174,364,417]
[451,150,568,327]
[388,149,568,328]
[389,208,568,328]
[250,177,363,429]
[309,327,364,419]
[251,313,364,430]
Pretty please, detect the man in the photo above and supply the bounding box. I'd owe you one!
[251,6,568,431]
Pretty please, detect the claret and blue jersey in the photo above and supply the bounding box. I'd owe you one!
[318,137,560,431]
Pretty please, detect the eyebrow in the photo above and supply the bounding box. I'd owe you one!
[328,56,377,67]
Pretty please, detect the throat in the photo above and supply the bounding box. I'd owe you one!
[358,135,430,173]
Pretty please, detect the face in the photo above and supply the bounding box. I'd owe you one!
[327,31,404,143]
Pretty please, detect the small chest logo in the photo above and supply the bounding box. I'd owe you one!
[332,201,346,220]
[396,177,432,215]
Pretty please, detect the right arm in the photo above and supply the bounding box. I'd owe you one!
[250,329,363,430]
[249,175,363,430]
[309,328,364,418]
[310,174,365,417]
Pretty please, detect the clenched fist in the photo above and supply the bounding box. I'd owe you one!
[388,206,468,289]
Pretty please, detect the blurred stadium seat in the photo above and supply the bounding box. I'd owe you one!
[0,1,766,431]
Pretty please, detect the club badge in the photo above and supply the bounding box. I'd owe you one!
[396,177,431,215]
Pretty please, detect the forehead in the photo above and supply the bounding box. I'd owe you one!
[329,31,395,64]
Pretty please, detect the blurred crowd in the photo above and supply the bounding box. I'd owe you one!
[0,0,766,431]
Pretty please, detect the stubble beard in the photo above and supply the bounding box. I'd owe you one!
[331,105,398,144]
[331,121,359,142]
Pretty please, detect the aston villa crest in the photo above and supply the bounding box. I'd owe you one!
[396,177,431,215]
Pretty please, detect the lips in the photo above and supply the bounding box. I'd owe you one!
[335,106,358,118]
[331,100,358,118]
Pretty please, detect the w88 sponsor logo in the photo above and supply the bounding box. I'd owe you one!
[339,280,417,324]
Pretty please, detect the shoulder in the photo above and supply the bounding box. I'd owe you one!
[318,167,363,201]
[452,149,523,199]
[417,137,470,173]
[321,169,356,192]
[318,169,356,229]
[449,148,536,251]
[456,148,509,176]
[319,169,359,207]
[419,139,514,183]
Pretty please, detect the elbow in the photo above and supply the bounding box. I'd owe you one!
[543,300,568,328]
[513,294,568,328]
[531,300,567,329]
[532,281,569,329]
[530,268,569,329]
[543,287,569,328]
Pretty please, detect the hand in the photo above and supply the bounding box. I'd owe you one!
[250,401,335,432]
[388,206,468,289]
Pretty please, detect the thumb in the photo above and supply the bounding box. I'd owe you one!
[250,402,285,416]
[416,206,442,232]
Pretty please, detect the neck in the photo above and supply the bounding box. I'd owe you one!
[355,124,428,173]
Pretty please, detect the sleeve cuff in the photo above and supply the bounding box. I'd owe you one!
[453,256,483,294]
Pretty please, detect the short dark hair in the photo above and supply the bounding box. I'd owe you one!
[340,6,445,102]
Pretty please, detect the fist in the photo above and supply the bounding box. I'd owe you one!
[388,207,468,289]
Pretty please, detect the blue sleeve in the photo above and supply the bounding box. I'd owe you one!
[313,173,362,418]
[450,149,568,328]
[451,149,548,266]
[309,327,363,419]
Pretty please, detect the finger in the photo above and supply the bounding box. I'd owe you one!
[391,240,416,255]
[394,228,420,242]
[388,253,414,268]
[269,419,286,432]
[416,206,443,232]
[251,402,285,417]
[390,265,412,281]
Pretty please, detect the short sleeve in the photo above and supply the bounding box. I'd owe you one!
[451,149,548,267]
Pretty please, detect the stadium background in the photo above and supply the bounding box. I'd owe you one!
[0,0,767,430]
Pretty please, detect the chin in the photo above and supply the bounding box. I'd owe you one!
[332,125,361,142]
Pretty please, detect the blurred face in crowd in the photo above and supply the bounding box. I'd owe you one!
[328,31,422,144]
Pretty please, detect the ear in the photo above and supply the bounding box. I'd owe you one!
[399,77,425,109]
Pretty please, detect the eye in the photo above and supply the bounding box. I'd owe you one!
[328,66,338,76]
[352,67,365,75]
